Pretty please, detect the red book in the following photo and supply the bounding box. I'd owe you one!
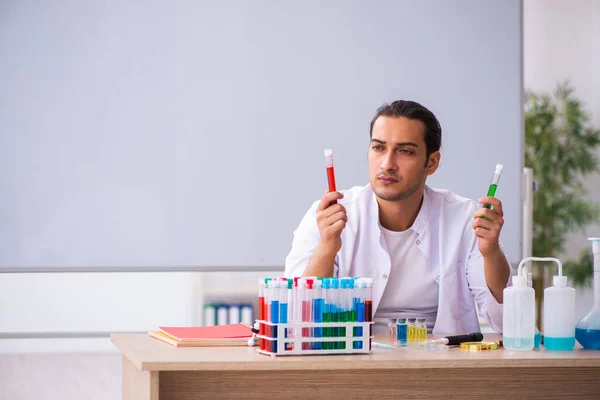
[158,323,252,342]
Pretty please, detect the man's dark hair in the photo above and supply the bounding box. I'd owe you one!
[369,100,442,158]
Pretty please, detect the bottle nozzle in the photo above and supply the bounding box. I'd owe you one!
[517,257,563,279]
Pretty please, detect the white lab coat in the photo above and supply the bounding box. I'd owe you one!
[284,184,509,334]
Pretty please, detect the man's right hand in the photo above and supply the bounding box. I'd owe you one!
[315,191,347,255]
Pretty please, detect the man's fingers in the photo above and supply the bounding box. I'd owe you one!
[317,191,344,212]
[479,197,503,216]
[474,227,492,239]
[474,208,497,222]
[326,219,346,235]
[317,203,346,220]
[473,218,493,231]
[324,210,347,226]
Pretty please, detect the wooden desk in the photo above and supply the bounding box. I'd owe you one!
[111,334,600,400]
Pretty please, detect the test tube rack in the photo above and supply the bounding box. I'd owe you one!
[256,320,373,356]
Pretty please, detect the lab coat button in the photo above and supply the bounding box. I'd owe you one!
[416,239,421,245]
[383,274,388,279]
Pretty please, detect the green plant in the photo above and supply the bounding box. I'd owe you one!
[525,81,600,288]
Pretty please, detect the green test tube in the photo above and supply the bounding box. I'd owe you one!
[483,164,503,210]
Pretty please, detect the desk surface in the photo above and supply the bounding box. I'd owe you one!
[110,333,600,372]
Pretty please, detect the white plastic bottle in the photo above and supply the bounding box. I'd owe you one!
[503,257,536,350]
[543,258,576,350]
[525,268,542,349]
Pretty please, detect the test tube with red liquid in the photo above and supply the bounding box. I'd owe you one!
[324,149,337,192]
[365,278,373,351]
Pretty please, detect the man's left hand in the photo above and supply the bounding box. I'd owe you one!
[472,197,504,257]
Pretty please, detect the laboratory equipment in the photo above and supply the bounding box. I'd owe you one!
[484,164,503,211]
[542,257,576,350]
[388,319,397,344]
[424,332,484,346]
[416,318,427,343]
[503,257,536,350]
[324,149,337,192]
[575,238,600,349]
[459,341,500,351]
[525,269,542,349]
[397,318,407,346]
[407,318,416,345]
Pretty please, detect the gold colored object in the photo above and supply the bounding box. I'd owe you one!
[459,341,500,351]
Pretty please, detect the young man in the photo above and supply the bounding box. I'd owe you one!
[284,100,511,334]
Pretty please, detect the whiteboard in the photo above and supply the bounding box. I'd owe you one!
[0,0,523,268]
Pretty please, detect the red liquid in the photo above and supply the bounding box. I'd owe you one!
[302,301,310,350]
[365,301,373,350]
[267,303,272,353]
[258,296,265,350]
[326,166,336,192]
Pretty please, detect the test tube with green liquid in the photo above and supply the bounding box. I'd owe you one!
[484,164,503,210]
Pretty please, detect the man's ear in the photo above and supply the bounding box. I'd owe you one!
[426,151,440,175]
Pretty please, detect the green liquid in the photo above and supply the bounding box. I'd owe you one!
[324,311,331,350]
[483,184,497,209]
[340,311,348,349]
[332,311,339,349]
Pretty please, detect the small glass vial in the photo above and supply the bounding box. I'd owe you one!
[407,318,417,344]
[387,319,397,344]
[397,318,407,346]
[416,318,427,343]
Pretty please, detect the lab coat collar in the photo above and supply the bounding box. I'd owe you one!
[366,184,434,312]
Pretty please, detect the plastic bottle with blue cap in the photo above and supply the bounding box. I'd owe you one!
[541,257,576,350]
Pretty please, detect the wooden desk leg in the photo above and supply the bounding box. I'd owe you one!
[122,356,159,400]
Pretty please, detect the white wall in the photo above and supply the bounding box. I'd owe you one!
[524,0,600,319]
[0,0,523,353]
[0,0,523,268]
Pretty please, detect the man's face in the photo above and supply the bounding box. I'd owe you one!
[368,116,439,202]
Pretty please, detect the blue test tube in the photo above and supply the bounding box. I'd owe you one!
[322,278,331,350]
[268,280,279,353]
[353,279,360,349]
[312,280,323,350]
[280,279,289,351]
[331,278,340,349]
[356,279,366,349]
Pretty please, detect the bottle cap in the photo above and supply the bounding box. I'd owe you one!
[331,278,339,289]
[512,275,527,288]
[553,275,568,288]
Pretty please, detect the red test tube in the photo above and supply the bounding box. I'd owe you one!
[324,149,337,192]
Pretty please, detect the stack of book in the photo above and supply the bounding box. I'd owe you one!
[149,323,253,347]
